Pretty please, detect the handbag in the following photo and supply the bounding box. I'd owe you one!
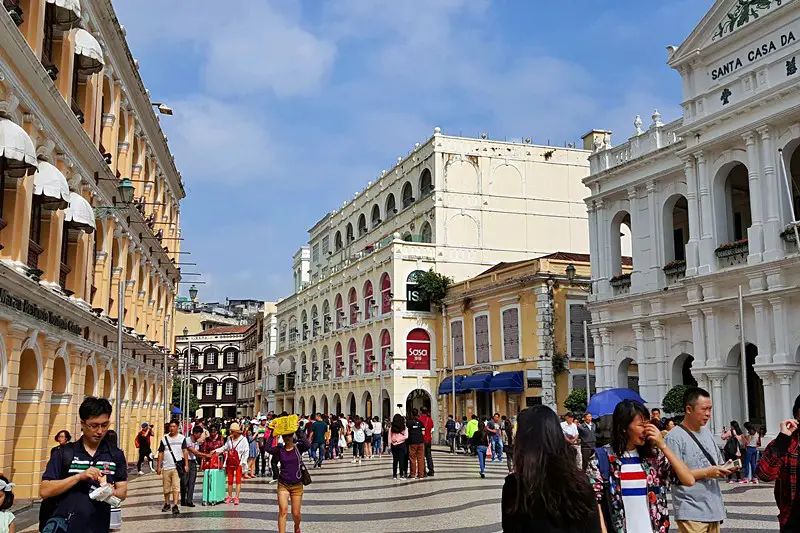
[294,447,312,486]
[164,437,185,479]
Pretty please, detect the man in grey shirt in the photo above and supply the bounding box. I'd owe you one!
[665,387,737,533]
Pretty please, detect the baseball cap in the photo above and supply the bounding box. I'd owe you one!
[141,423,148,428]
[229,422,241,432]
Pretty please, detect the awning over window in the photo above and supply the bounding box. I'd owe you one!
[0,117,37,176]
[278,358,295,374]
[33,161,70,209]
[46,0,81,28]
[489,371,524,393]
[461,373,492,392]
[73,28,104,73]
[438,375,465,395]
[64,191,95,233]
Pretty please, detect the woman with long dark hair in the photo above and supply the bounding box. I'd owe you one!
[722,420,745,483]
[502,406,601,533]
[587,399,695,533]
[389,414,408,479]
[471,421,490,478]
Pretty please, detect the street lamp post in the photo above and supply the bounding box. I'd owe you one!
[163,316,169,425]
[183,326,191,431]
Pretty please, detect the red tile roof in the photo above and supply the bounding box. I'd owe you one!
[478,251,632,276]
[196,325,251,336]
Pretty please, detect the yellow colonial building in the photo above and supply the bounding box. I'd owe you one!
[435,253,605,436]
[0,0,184,497]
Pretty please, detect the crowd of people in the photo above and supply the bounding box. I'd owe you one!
[0,388,798,533]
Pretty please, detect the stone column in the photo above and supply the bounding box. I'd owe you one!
[591,331,604,390]
[595,200,610,296]
[709,375,726,437]
[651,321,668,401]
[688,309,707,366]
[702,307,721,366]
[632,324,649,399]
[743,131,764,264]
[758,126,783,261]
[696,152,715,274]
[751,299,771,365]
[775,371,796,423]
[769,296,791,364]
[600,328,614,391]
[757,371,779,442]
[647,181,664,288]
[587,202,599,289]
[683,156,701,276]
[628,187,644,290]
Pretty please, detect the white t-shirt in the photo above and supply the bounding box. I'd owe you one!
[158,434,187,470]
[0,510,14,533]
[353,423,366,443]
[365,422,374,437]
[561,421,578,439]
[620,450,650,533]
[217,436,249,467]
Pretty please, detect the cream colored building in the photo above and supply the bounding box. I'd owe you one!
[269,130,591,420]
[0,0,185,497]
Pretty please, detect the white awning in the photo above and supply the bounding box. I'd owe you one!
[278,358,295,373]
[64,191,95,233]
[0,117,37,176]
[73,28,104,73]
[46,0,81,28]
[33,161,70,209]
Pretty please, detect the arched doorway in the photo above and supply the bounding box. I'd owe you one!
[49,355,69,439]
[361,391,372,419]
[381,390,391,419]
[346,392,356,416]
[672,353,697,387]
[321,394,328,415]
[714,163,751,246]
[298,397,306,416]
[663,195,689,264]
[405,389,431,415]
[103,369,112,399]
[725,343,765,426]
[310,396,317,416]
[332,393,342,415]
[610,211,633,277]
[84,363,95,397]
[14,348,41,493]
[617,357,639,393]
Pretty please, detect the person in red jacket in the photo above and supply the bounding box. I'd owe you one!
[419,407,435,476]
[757,394,800,532]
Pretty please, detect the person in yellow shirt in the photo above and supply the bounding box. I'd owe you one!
[465,415,479,455]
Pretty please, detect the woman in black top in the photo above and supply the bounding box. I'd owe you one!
[502,406,601,533]
[470,421,490,478]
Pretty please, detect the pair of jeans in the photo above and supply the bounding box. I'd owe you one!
[373,435,382,454]
[254,447,268,475]
[744,446,758,480]
[447,433,457,453]
[476,445,487,473]
[352,441,365,458]
[310,442,325,466]
[137,448,152,471]
[409,443,425,478]
[424,442,435,473]
[180,460,197,504]
[391,444,408,477]
[490,435,504,461]
[328,439,340,459]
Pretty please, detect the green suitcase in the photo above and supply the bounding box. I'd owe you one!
[202,469,226,505]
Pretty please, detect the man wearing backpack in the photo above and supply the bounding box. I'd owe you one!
[39,397,128,533]
[664,387,736,533]
[445,415,458,454]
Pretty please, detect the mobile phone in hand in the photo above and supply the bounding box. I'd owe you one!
[732,458,742,469]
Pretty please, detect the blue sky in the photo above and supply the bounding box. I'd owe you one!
[114,0,714,303]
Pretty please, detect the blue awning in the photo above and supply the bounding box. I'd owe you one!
[461,374,492,392]
[489,371,524,393]
[438,376,465,395]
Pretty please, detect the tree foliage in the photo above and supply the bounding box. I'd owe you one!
[662,384,689,416]
[416,269,453,309]
[171,375,199,418]
[564,388,588,414]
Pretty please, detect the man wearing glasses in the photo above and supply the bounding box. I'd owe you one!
[39,397,128,533]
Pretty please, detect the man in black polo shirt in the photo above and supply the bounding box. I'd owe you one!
[40,397,128,533]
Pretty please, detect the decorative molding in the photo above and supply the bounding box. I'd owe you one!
[18,390,44,404]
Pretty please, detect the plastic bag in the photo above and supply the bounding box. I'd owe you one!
[269,415,299,436]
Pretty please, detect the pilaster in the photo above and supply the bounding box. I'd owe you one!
[743,131,764,263]
[758,126,783,261]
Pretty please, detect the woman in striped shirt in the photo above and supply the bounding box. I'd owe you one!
[587,400,695,533]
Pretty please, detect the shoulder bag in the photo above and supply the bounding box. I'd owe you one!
[679,425,717,466]
[294,447,312,486]
[164,436,186,478]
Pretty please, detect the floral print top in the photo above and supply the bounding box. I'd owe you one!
[586,445,673,533]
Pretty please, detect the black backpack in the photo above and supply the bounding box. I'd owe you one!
[38,443,75,532]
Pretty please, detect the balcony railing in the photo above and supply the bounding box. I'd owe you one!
[662,260,686,282]
[715,239,748,267]
[610,273,631,295]
[27,240,43,270]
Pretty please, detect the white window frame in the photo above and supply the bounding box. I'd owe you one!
[473,312,491,364]
[449,318,465,368]
[225,382,234,395]
[205,382,214,396]
[226,350,235,365]
[566,297,590,362]
[500,304,520,361]
[205,351,214,366]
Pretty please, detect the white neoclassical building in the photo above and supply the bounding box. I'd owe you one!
[585,0,800,439]
[269,130,592,421]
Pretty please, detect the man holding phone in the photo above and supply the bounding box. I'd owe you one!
[665,387,736,533]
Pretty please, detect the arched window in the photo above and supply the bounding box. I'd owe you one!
[420,221,432,243]
[335,231,343,251]
[311,305,319,337]
[358,214,367,236]
[610,212,633,278]
[380,273,392,315]
[402,182,414,208]
[363,280,374,320]
[371,204,381,227]
[279,322,287,349]
[322,346,330,380]
[385,194,397,219]
[335,293,343,329]
[419,168,433,196]
[322,300,331,333]
[300,352,307,382]
[663,194,689,266]
[348,287,358,325]
[204,349,217,367]
[380,329,391,371]
[310,349,318,381]
[364,334,374,373]
[346,223,355,244]
[348,338,358,376]
[406,329,431,370]
[335,342,343,378]
[301,310,309,340]
[406,270,430,312]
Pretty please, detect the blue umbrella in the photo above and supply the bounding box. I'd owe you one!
[171,405,183,415]
[586,388,646,418]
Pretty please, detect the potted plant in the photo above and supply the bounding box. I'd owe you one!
[662,259,687,276]
[714,239,748,258]
[609,272,631,288]
[780,223,800,243]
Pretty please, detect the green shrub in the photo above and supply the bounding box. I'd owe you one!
[662,384,690,416]
[564,388,588,414]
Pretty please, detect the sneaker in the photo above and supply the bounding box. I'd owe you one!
[727,480,735,484]
[752,479,759,484]
[351,459,357,464]
[161,503,170,512]
[138,470,144,475]
[185,502,195,507]
[269,479,279,484]
[480,473,486,479]
[392,476,397,480]
[224,497,232,504]
[739,479,748,484]
[234,498,240,505]
[427,471,435,477]
[172,505,180,515]
[358,459,362,465]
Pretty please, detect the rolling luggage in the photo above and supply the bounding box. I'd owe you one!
[202,468,226,505]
